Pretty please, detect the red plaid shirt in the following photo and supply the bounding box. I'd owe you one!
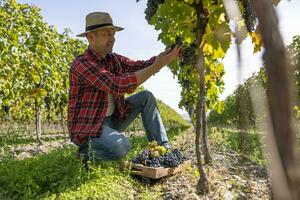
[68,46,156,144]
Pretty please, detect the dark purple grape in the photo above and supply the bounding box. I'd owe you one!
[132,148,185,168]
[132,149,150,164]
[239,0,257,32]
[44,96,51,110]
[144,0,165,23]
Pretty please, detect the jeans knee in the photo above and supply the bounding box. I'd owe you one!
[141,90,155,102]
[111,137,131,159]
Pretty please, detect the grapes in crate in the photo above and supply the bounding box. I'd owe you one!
[132,141,185,168]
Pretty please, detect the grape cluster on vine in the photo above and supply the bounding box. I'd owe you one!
[167,36,197,66]
[44,96,51,110]
[168,36,183,51]
[184,80,191,89]
[180,44,197,66]
[131,140,185,168]
[143,0,165,23]
[239,0,257,32]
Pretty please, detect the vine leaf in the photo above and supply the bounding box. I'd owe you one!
[250,28,263,53]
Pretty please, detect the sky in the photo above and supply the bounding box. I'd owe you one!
[15,0,300,116]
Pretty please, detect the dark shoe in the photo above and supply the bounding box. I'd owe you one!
[160,142,171,149]
[76,148,89,162]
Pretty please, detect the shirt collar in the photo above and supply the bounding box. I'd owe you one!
[87,45,111,62]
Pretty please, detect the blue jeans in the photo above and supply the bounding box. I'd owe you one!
[74,91,169,161]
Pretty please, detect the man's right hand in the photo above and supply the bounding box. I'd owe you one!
[154,45,182,68]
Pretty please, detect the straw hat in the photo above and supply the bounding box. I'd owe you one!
[77,12,124,37]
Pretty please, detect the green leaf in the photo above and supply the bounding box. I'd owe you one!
[214,22,232,53]
[250,30,263,53]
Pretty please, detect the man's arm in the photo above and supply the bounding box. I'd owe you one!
[135,45,181,85]
[115,53,156,73]
[70,46,181,94]
[71,60,138,95]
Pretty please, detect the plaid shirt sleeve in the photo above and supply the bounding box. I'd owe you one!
[114,53,156,73]
[71,59,138,95]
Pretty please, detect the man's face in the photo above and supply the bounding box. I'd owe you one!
[88,28,116,57]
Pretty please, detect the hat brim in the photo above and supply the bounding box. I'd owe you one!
[76,25,124,37]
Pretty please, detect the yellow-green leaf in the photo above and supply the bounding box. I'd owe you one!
[250,29,263,53]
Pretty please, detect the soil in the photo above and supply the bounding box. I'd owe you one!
[132,129,271,200]
[0,129,271,199]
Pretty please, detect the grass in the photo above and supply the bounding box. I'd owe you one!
[0,123,268,199]
[0,125,190,200]
[0,134,67,146]
[208,127,266,166]
[0,87,191,199]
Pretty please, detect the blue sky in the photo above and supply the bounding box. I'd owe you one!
[16,0,300,115]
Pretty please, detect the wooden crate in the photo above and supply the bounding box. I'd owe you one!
[130,160,192,179]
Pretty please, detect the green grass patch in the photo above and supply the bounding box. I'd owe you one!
[0,146,86,199]
[0,125,190,199]
[0,134,67,146]
[209,127,265,166]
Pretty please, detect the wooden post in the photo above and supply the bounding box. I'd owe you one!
[253,0,300,198]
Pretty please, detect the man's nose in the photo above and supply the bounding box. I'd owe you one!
[110,36,115,43]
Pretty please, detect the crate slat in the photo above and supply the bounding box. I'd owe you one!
[131,160,192,179]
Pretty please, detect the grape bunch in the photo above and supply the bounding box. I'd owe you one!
[144,0,165,23]
[146,156,164,167]
[167,37,197,67]
[180,44,197,66]
[132,141,185,168]
[132,149,150,165]
[239,0,257,32]
[44,96,51,110]
[184,80,191,89]
[163,151,182,167]
[168,37,183,51]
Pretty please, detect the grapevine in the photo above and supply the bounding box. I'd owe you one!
[0,0,87,140]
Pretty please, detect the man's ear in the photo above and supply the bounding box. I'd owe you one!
[86,32,94,44]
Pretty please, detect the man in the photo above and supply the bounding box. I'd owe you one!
[68,12,181,161]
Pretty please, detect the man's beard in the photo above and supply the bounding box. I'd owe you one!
[106,44,113,54]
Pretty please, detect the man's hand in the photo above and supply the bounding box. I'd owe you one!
[154,45,182,68]
[135,45,182,86]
